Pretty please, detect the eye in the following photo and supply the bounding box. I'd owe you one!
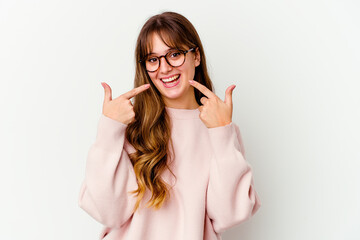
[169,51,181,58]
[147,57,158,63]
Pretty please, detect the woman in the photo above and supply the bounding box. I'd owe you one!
[78,11,261,240]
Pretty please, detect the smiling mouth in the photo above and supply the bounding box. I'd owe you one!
[161,74,180,83]
[161,74,181,88]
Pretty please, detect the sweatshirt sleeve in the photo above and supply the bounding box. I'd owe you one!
[78,114,138,228]
[206,122,261,234]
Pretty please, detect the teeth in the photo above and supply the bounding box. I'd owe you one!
[162,74,180,82]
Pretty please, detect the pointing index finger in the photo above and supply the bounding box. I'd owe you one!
[189,80,216,99]
[122,84,150,99]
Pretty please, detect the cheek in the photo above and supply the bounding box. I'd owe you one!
[179,63,195,77]
[182,59,196,72]
[148,74,162,89]
[148,73,157,83]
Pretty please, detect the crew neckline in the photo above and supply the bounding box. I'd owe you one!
[165,106,200,119]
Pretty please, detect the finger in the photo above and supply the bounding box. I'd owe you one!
[224,85,235,106]
[188,80,216,99]
[101,82,112,102]
[200,96,208,105]
[121,83,150,100]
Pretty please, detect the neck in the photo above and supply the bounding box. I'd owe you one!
[163,89,200,109]
[164,98,200,109]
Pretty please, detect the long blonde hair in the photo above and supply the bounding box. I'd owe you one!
[126,11,214,214]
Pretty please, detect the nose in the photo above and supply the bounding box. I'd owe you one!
[159,56,172,73]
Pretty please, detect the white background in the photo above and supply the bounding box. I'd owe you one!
[1,0,359,239]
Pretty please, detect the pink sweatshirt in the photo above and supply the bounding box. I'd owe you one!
[78,106,261,240]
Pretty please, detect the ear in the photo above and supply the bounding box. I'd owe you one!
[194,47,201,67]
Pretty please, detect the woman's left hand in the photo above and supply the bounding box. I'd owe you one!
[189,80,236,128]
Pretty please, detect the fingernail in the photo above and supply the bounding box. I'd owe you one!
[188,80,194,84]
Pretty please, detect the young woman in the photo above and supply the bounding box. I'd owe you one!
[78,11,261,240]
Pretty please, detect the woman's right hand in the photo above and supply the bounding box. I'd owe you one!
[101,82,151,125]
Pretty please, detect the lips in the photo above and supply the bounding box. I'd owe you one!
[161,74,181,82]
[161,74,181,88]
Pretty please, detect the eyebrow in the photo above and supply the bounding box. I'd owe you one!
[148,48,177,55]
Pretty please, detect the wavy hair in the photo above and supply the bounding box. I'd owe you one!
[126,11,214,214]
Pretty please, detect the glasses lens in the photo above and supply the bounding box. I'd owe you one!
[166,50,184,67]
[145,56,159,72]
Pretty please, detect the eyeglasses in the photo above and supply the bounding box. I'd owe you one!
[139,47,197,72]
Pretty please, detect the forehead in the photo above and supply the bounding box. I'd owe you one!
[146,32,186,55]
[148,34,171,55]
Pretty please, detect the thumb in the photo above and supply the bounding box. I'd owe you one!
[224,85,235,106]
[101,82,112,102]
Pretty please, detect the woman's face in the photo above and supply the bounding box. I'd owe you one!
[146,33,201,109]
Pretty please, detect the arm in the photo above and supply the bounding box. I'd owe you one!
[78,114,138,228]
[206,122,261,233]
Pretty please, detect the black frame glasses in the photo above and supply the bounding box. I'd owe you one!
[139,47,197,72]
